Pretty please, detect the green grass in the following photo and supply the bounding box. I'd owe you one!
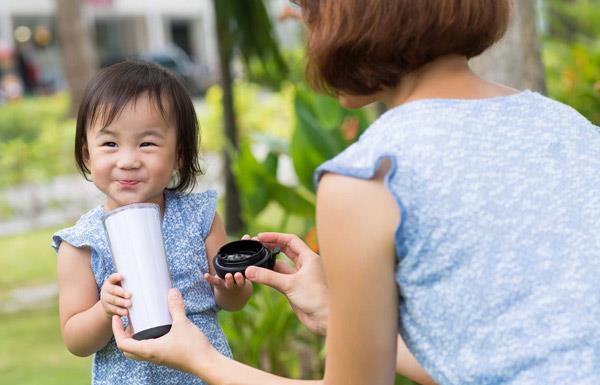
[0,302,91,384]
[0,226,91,384]
[0,226,61,299]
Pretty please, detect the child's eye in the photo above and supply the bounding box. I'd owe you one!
[102,142,117,147]
[140,142,156,147]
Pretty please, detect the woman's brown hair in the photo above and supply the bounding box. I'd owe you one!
[293,0,511,95]
[74,60,202,193]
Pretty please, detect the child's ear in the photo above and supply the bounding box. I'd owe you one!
[83,144,91,169]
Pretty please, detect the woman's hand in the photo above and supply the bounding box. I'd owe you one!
[112,288,217,374]
[245,232,329,336]
[100,273,131,318]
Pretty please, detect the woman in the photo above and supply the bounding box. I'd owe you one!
[114,1,600,384]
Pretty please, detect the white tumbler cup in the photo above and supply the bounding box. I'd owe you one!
[103,203,172,340]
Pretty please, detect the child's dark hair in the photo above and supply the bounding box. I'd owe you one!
[74,60,202,192]
[293,0,511,95]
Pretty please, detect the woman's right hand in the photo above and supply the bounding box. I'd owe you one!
[245,232,329,336]
[113,288,217,375]
[100,273,131,319]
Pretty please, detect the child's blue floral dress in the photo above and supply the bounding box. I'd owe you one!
[53,190,232,385]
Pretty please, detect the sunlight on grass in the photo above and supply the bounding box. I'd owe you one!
[0,226,61,298]
[0,303,91,385]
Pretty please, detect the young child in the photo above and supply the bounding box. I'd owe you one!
[52,61,252,385]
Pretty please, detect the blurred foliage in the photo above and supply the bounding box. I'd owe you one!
[0,95,75,188]
[196,80,295,153]
[217,82,374,379]
[219,284,324,378]
[231,84,371,238]
[544,0,600,40]
[542,0,600,124]
[247,48,308,88]
[213,0,288,89]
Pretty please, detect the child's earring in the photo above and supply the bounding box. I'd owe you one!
[168,169,180,188]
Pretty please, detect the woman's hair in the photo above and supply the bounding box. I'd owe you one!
[293,0,511,95]
[74,60,201,192]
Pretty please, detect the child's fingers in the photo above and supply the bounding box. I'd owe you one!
[107,272,124,284]
[105,302,128,316]
[203,273,224,287]
[107,284,131,299]
[233,272,245,286]
[103,290,132,308]
[224,273,234,289]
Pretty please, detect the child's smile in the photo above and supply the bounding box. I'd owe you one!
[84,94,179,212]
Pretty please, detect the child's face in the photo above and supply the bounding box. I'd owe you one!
[84,95,179,211]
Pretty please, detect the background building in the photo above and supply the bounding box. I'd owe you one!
[0,0,219,94]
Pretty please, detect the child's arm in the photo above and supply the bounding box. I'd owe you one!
[204,213,252,311]
[57,242,131,356]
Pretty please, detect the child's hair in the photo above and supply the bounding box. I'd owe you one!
[293,0,511,95]
[74,60,202,192]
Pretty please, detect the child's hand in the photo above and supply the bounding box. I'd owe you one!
[100,273,131,319]
[203,272,246,292]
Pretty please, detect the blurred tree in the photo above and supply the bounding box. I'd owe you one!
[471,0,547,93]
[544,0,600,41]
[56,0,98,116]
[212,0,287,234]
[541,0,600,124]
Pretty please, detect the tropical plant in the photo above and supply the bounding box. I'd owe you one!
[232,84,371,238]
[212,0,288,234]
[218,82,372,379]
[542,0,600,124]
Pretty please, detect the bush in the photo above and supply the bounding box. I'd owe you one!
[0,95,76,188]
[543,0,600,124]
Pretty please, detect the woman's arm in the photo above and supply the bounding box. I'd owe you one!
[205,213,252,311]
[316,172,399,385]
[57,242,114,356]
[114,289,320,385]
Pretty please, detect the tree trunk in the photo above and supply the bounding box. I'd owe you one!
[470,0,546,94]
[56,0,97,116]
[214,1,243,234]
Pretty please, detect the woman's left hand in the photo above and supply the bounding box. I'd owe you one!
[112,288,216,374]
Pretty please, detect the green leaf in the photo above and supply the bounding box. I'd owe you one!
[231,140,271,218]
[291,87,347,190]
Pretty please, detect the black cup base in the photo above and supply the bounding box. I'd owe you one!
[133,324,172,340]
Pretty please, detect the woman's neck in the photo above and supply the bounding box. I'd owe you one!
[379,54,519,108]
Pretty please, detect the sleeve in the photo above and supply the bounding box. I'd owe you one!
[314,137,397,191]
[51,217,110,289]
[51,225,93,253]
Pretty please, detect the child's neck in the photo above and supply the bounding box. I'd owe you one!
[103,192,167,217]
